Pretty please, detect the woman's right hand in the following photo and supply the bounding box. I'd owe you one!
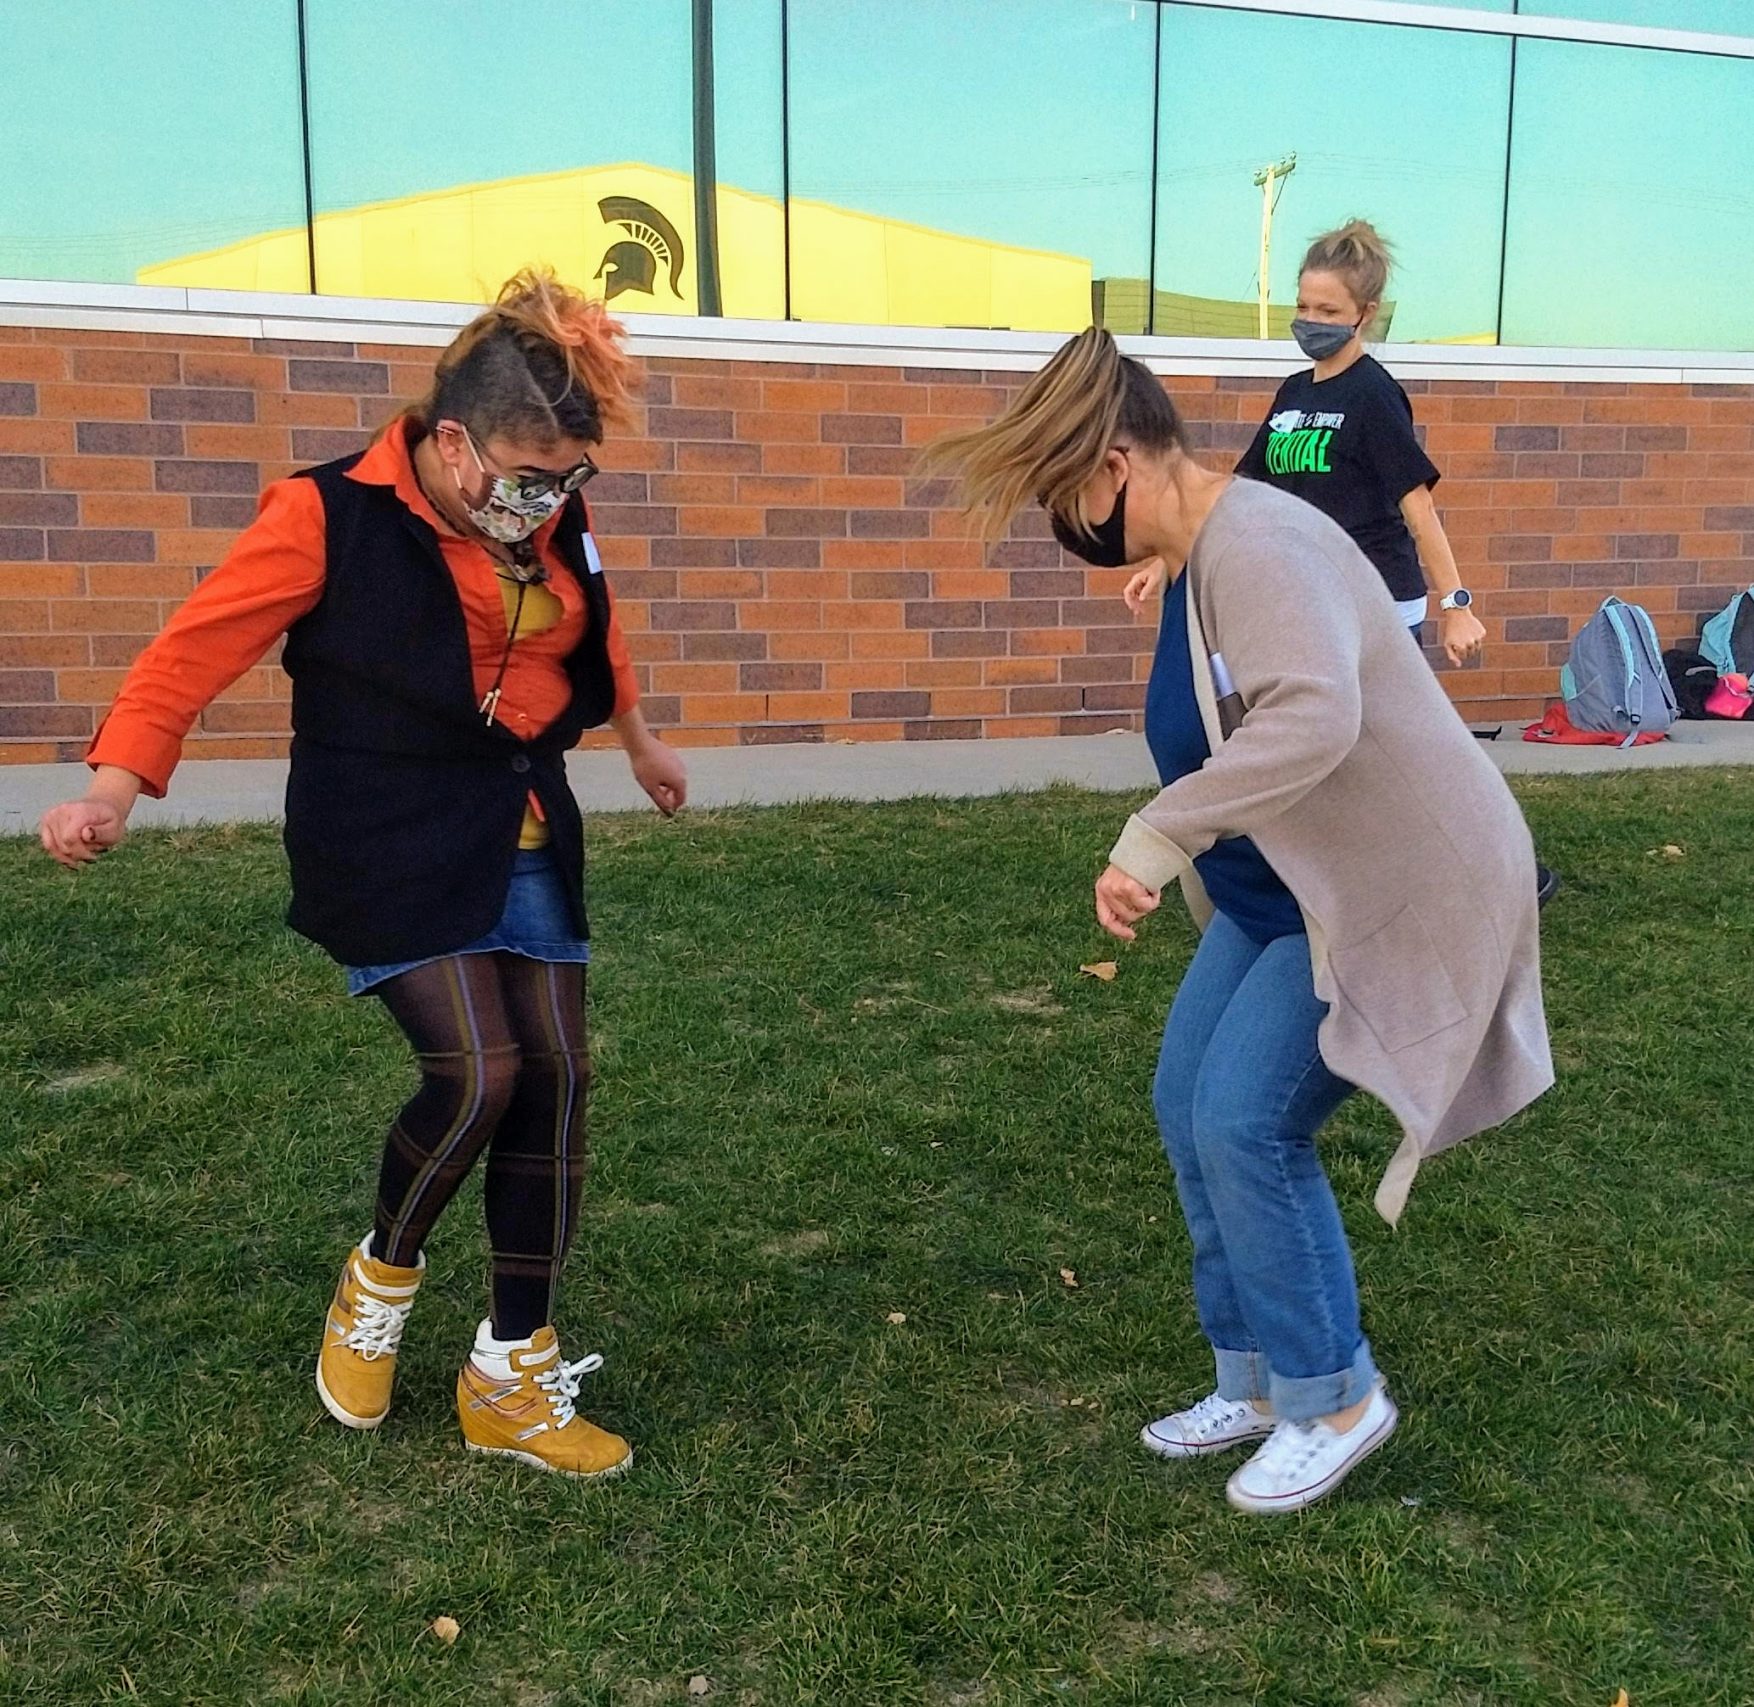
[1095,862,1160,942]
[40,796,129,869]
[1123,557,1168,617]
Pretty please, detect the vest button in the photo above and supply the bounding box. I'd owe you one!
[510,754,531,774]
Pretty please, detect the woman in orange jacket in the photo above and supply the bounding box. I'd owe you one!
[38,270,686,1480]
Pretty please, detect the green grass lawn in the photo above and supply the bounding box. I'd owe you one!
[2,772,1752,1706]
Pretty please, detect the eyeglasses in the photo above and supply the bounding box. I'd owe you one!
[452,423,600,499]
[510,451,599,500]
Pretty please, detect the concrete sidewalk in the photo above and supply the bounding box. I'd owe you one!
[4,724,1752,833]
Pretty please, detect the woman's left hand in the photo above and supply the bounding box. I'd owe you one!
[629,739,688,817]
[1122,557,1169,617]
[1437,606,1486,667]
[1095,863,1160,942]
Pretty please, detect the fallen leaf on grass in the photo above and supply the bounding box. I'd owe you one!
[1646,844,1685,859]
[1059,1268,1079,1289]
[1609,1694,1628,1707]
[885,1311,908,1325]
[1079,961,1118,982]
[687,1675,712,1696]
[430,1616,460,1645]
[41,1063,129,1095]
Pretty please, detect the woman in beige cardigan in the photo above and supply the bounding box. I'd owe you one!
[927,329,1552,1514]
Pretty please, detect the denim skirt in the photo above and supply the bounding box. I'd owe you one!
[345,846,591,996]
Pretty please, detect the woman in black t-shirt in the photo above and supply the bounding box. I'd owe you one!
[1234,220,1486,666]
[1125,223,1484,661]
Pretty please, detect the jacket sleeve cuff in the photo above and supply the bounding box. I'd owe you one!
[1109,814,1194,894]
[86,720,176,800]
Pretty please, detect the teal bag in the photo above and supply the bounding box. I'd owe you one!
[1699,585,1754,678]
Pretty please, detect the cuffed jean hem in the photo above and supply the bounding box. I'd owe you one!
[1267,1338,1379,1424]
[1213,1347,1272,1404]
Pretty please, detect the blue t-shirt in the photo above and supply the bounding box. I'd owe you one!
[1144,573,1304,944]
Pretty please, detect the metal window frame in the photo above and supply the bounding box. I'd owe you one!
[1167,0,1754,59]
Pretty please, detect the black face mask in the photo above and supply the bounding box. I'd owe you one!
[1051,482,1129,567]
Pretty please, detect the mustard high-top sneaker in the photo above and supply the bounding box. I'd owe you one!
[316,1236,425,1430]
[456,1322,631,1478]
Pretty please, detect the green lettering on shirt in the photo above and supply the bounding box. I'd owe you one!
[1266,427,1334,476]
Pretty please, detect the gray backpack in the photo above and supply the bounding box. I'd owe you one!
[1561,597,1677,745]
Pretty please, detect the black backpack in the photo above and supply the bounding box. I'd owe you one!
[1663,648,1718,721]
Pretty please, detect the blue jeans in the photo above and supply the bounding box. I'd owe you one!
[1152,910,1378,1422]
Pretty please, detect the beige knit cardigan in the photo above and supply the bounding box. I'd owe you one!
[1109,479,1554,1222]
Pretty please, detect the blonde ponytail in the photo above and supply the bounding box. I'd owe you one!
[921,328,1184,542]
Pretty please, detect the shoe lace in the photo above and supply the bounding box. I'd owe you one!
[344,1292,414,1361]
[1182,1394,1247,1438]
[533,1352,606,1430]
[1254,1419,1328,1476]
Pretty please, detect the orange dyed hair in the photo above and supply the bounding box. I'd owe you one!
[415,266,637,446]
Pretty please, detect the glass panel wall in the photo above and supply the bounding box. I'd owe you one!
[301,0,785,316]
[709,0,788,318]
[786,0,1157,333]
[4,1,1754,353]
[0,0,308,291]
[1500,38,1754,349]
[1153,8,1511,343]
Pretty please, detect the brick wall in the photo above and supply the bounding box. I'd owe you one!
[3,319,1752,763]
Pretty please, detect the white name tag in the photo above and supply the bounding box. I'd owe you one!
[1210,651,1237,697]
[581,531,604,576]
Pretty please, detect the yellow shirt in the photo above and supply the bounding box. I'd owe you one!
[501,573,568,849]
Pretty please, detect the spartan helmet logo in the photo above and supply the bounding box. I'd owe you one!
[594,197,687,302]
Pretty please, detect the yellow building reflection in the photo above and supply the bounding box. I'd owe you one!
[139,163,1092,332]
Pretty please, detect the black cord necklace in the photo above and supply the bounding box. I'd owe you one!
[411,441,552,729]
[480,541,552,727]
[480,574,528,728]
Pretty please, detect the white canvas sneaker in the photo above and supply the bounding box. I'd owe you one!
[1225,1385,1398,1514]
[1140,1392,1277,1459]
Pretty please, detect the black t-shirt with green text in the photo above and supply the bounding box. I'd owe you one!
[1235,354,1439,601]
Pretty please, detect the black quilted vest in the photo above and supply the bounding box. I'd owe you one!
[278,454,616,966]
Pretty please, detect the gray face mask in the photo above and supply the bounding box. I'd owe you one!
[1290,317,1361,362]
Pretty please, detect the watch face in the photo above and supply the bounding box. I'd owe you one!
[1449,589,1473,609]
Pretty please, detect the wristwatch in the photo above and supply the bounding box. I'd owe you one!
[1439,588,1474,611]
